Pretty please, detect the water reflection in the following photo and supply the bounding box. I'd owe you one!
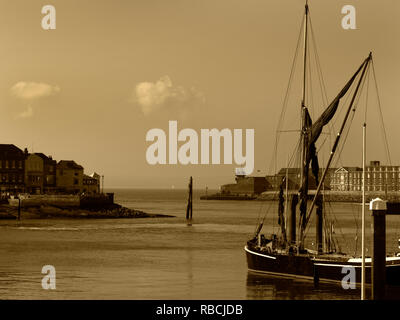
[246,272,362,300]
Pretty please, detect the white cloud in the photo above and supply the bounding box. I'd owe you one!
[10,81,60,100]
[134,76,204,116]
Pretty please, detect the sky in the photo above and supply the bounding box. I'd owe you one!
[0,0,399,189]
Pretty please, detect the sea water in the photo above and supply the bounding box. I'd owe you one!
[1,188,400,300]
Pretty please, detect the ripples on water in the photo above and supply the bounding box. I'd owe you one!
[1,188,400,299]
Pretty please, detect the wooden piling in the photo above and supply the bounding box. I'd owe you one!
[369,198,387,300]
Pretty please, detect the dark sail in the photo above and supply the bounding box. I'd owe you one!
[278,177,287,243]
[309,59,366,146]
[298,58,368,233]
[278,178,284,225]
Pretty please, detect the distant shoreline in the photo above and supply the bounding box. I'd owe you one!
[201,190,400,202]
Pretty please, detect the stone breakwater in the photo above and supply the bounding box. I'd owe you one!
[0,203,174,220]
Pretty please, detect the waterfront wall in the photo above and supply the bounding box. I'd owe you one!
[9,194,80,207]
[257,190,400,202]
[80,193,115,208]
[8,193,115,208]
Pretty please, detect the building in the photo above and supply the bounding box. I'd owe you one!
[220,175,270,196]
[83,174,100,194]
[266,168,301,191]
[330,161,400,192]
[56,160,84,194]
[90,172,101,192]
[35,153,57,193]
[266,167,334,191]
[0,143,103,196]
[0,144,26,195]
[25,153,44,194]
[365,161,400,192]
[330,167,362,191]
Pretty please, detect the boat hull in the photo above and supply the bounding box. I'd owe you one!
[245,245,400,285]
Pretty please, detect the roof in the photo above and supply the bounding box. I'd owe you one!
[34,153,55,162]
[334,167,362,173]
[83,174,97,180]
[0,144,24,155]
[90,172,101,179]
[57,160,83,170]
[277,167,337,176]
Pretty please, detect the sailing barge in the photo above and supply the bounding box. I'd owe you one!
[245,2,400,285]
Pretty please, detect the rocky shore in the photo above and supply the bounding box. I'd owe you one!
[0,203,174,220]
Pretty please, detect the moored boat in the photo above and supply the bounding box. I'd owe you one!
[245,0,400,287]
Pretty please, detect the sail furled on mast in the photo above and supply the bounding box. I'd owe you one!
[278,177,288,244]
[298,57,369,232]
[308,59,367,147]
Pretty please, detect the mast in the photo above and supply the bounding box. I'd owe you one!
[296,0,309,249]
[300,0,309,190]
[284,158,289,235]
[361,123,366,300]
[302,1,309,106]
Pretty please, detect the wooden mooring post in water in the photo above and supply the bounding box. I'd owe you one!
[369,198,400,300]
[17,197,21,221]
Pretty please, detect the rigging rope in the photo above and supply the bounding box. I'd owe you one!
[371,59,392,165]
[270,15,305,175]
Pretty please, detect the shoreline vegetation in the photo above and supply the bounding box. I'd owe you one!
[0,203,174,220]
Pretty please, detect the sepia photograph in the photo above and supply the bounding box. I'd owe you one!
[0,0,400,312]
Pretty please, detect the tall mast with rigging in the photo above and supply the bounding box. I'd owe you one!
[299,53,372,247]
[300,1,308,193]
[298,0,309,251]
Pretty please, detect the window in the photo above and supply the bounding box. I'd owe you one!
[74,178,78,185]
[5,161,8,169]
[12,161,15,169]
